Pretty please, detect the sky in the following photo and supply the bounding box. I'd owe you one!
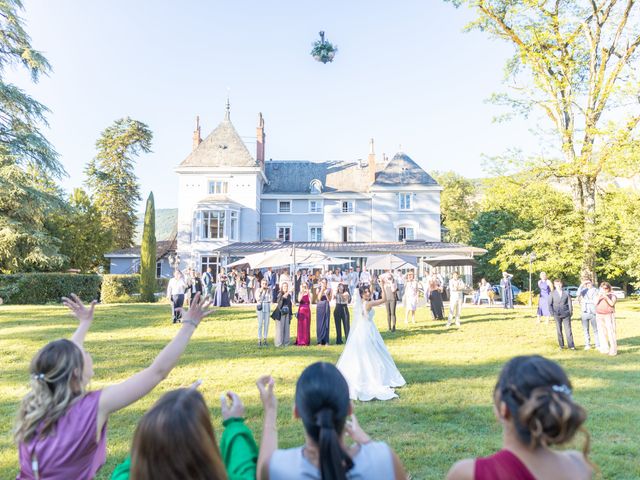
[7,0,541,210]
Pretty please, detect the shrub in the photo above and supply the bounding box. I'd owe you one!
[156,277,169,292]
[515,291,539,305]
[0,273,101,305]
[101,274,141,304]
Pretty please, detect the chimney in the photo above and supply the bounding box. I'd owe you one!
[192,115,202,150]
[368,138,376,185]
[256,112,266,166]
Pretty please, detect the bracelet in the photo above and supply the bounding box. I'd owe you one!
[183,319,198,328]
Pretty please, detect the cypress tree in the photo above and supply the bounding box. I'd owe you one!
[140,192,156,302]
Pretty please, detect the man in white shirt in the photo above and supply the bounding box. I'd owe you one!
[166,269,187,323]
[447,271,466,327]
[359,267,372,287]
[347,267,359,298]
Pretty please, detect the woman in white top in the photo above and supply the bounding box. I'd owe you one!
[255,363,406,480]
[403,270,419,324]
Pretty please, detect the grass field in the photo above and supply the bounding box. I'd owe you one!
[1,300,639,479]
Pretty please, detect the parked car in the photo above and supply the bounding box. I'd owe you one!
[563,286,579,298]
[491,284,522,301]
[611,287,626,299]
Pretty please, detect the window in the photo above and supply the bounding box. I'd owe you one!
[399,193,412,210]
[310,179,322,194]
[398,227,415,241]
[229,211,238,240]
[156,261,162,278]
[208,180,228,195]
[309,200,323,213]
[277,224,292,241]
[201,256,218,281]
[309,225,323,241]
[341,226,355,242]
[341,200,354,213]
[278,200,291,213]
[202,211,225,239]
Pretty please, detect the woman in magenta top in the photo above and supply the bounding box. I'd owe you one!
[295,283,311,346]
[447,355,593,480]
[15,293,215,480]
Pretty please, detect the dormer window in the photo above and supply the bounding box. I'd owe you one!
[310,179,322,194]
[208,180,228,195]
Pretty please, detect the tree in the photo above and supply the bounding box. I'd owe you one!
[139,192,156,302]
[0,0,67,272]
[432,171,478,243]
[51,189,112,272]
[85,118,153,250]
[450,0,640,279]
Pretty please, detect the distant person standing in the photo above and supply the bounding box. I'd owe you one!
[273,282,292,347]
[382,270,398,332]
[166,270,187,324]
[447,272,466,327]
[395,270,405,300]
[256,279,271,347]
[548,279,575,350]
[213,273,231,307]
[403,270,419,324]
[190,271,202,304]
[348,266,359,298]
[595,282,617,356]
[265,267,277,303]
[428,272,445,320]
[294,270,302,305]
[333,283,351,344]
[359,266,372,287]
[578,278,599,350]
[295,283,311,346]
[202,266,214,301]
[316,279,332,345]
[537,272,553,323]
[500,272,515,309]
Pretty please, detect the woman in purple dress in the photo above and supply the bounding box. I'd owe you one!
[537,272,553,323]
[315,279,332,345]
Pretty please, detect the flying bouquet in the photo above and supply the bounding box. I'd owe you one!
[311,31,338,64]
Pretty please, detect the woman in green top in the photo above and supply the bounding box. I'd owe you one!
[111,388,257,480]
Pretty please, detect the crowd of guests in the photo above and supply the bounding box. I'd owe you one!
[14,293,594,480]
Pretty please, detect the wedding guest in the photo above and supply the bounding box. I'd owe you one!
[578,278,599,350]
[110,389,258,480]
[595,282,617,356]
[256,279,271,347]
[403,270,419,324]
[247,271,257,303]
[500,272,515,309]
[334,283,351,345]
[447,272,466,328]
[394,270,405,300]
[537,272,553,323]
[167,270,187,323]
[447,355,592,480]
[294,270,302,305]
[316,279,332,345]
[428,272,445,320]
[359,266,372,287]
[279,269,292,295]
[190,271,203,304]
[272,282,292,347]
[296,283,311,346]
[202,266,214,301]
[548,279,575,350]
[228,268,238,303]
[476,278,492,306]
[15,294,214,480]
[183,268,194,306]
[255,363,407,480]
[265,267,277,303]
[382,270,398,331]
[213,273,231,307]
[348,267,360,298]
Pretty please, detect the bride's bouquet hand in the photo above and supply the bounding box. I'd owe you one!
[345,413,371,445]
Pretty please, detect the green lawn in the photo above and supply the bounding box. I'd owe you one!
[1,301,639,479]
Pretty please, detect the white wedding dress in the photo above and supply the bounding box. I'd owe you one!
[336,291,406,401]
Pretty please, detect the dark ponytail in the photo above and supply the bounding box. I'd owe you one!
[495,355,590,457]
[296,362,354,480]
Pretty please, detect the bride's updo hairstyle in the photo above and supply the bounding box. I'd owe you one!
[495,355,590,456]
[295,362,353,480]
[358,285,370,297]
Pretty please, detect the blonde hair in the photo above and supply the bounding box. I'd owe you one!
[14,339,85,443]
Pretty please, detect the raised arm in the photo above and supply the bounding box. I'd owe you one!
[96,294,215,435]
[62,294,97,349]
[256,375,277,480]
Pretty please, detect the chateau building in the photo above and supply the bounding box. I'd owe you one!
[106,102,484,279]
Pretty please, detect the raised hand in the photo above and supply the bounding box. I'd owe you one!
[220,391,246,421]
[256,375,277,412]
[62,293,96,325]
[345,413,371,445]
[180,292,216,326]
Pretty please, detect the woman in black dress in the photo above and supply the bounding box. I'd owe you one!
[428,272,444,320]
[316,278,332,345]
[333,283,351,344]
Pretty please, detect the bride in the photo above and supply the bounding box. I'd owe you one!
[336,278,406,401]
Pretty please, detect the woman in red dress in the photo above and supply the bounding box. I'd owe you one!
[295,283,311,346]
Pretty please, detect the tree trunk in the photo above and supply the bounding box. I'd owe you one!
[573,175,597,282]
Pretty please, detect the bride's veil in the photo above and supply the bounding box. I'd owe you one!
[352,285,366,328]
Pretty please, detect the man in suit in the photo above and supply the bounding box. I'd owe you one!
[265,266,277,302]
[548,278,575,349]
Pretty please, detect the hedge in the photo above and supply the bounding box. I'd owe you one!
[101,274,141,304]
[0,273,102,305]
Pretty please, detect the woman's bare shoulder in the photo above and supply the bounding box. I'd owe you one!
[446,459,474,480]
[561,450,593,479]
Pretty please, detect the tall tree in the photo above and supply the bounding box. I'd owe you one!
[432,171,478,243]
[0,0,67,272]
[86,118,153,250]
[139,192,156,302]
[450,0,640,279]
